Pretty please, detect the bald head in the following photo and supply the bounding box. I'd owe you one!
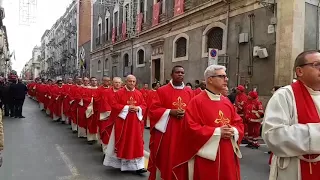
[102,76,111,87]
[126,75,136,90]
[113,77,122,90]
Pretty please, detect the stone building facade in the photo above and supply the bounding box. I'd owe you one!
[90,0,276,94]
[77,0,92,77]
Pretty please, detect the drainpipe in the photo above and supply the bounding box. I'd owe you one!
[317,1,320,50]
[224,0,230,55]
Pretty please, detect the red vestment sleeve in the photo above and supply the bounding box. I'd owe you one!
[148,90,167,130]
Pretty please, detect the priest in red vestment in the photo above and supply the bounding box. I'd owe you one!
[172,65,244,180]
[103,75,147,174]
[100,77,122,154]
[148,66,194,180]
[52,80,64,121]
[140,84,150,128]
[263,50,320,180]
[85,77,99,144]
[98,77,115,153]
[69,78,83,132]
[144,83,160,129]
[61,78,73,124]
[77,77,90,138]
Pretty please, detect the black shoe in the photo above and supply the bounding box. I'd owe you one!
[87,140,95,145]
[136,168,147,174]
[241,139,249,144]
[19,116,25,118]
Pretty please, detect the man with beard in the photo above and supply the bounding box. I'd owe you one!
[148,65,194,180]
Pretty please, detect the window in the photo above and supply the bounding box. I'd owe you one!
[104,58,108,70]
[202,22,227,57]
[140,0,144,14]
[105,18,109,40]
[123,53,130,76]
[98,60,101,71]
[124,4,130,28]
[124,54,129,67]
[175,38,187,58]
[105,10,110,41]
[172,33,189,62]
[136,48,145,67]
[207,27,223,50]
[114,11,119,33]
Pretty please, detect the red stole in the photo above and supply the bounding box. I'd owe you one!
[292,80,320,180]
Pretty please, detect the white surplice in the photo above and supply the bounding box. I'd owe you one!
[262,85,320,180]
[103,92,145,171]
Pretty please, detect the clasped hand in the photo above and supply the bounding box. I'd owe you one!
[129,105,139,112]
[221,125,235,139]
[170,109,185,119]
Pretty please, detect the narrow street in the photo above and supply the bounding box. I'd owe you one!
[0,98,270,180]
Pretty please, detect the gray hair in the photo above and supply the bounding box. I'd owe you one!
[204,65,226,84]
[113,77,122,82]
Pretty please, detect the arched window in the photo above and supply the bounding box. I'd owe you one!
[172,33,189,62]
[175,37,187,58]
[98,60,101,71]
[136,47,145,67]
[123,53,130,76]
[124,54,129,67]
[202,22,227,57]
[207,27,223,50]
[104,58,108,70]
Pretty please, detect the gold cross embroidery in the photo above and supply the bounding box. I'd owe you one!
[127,96,137,105]
[172,96,187,110]
[214,110,230,125]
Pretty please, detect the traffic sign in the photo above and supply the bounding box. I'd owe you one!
[208,48,219,66]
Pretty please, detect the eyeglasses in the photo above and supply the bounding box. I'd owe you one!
[210,75,228,79]
[299,62,320,69]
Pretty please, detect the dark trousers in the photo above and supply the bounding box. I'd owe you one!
[14,99,24,117]
[4,103,14,117]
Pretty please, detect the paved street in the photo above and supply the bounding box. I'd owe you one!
[0,98,270,180]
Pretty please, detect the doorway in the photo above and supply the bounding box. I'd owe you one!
[112,66,117,78]
[153,58,161,82]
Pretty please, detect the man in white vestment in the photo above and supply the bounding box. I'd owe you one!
[263,50,320,180]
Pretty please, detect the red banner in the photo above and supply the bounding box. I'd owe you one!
[152,2,160,26]
[122,22,127,40]
[136,13,143,33]
[112,28,116,44]
[174,0,184,16]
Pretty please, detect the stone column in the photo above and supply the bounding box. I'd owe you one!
[274,0,305,86]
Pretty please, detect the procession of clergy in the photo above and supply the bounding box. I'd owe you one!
[25,50,320,180]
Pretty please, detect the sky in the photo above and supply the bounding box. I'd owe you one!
[3,0,73,75]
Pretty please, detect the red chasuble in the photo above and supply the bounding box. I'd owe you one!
[173,91,244,180]
[148,84,194,180]
[292,81,320,180]
[47,85,57,115]
[111,87,146,160]
[69,85,82,125]
[193,87,202,96]
[98,86,114,145]
[78,86,91,129]
[86,87,99,135]
[62,84,72,118]
[54,86,64,117]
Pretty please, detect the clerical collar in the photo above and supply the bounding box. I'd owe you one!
[125,86,135,91]
[305,85,320,96]
[205,89,221,101]
[170,80,184,89]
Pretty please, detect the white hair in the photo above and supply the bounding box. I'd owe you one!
[204,65,226,84]
[113,77,122,82]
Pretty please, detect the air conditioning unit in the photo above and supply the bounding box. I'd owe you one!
[257,48,268,58]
